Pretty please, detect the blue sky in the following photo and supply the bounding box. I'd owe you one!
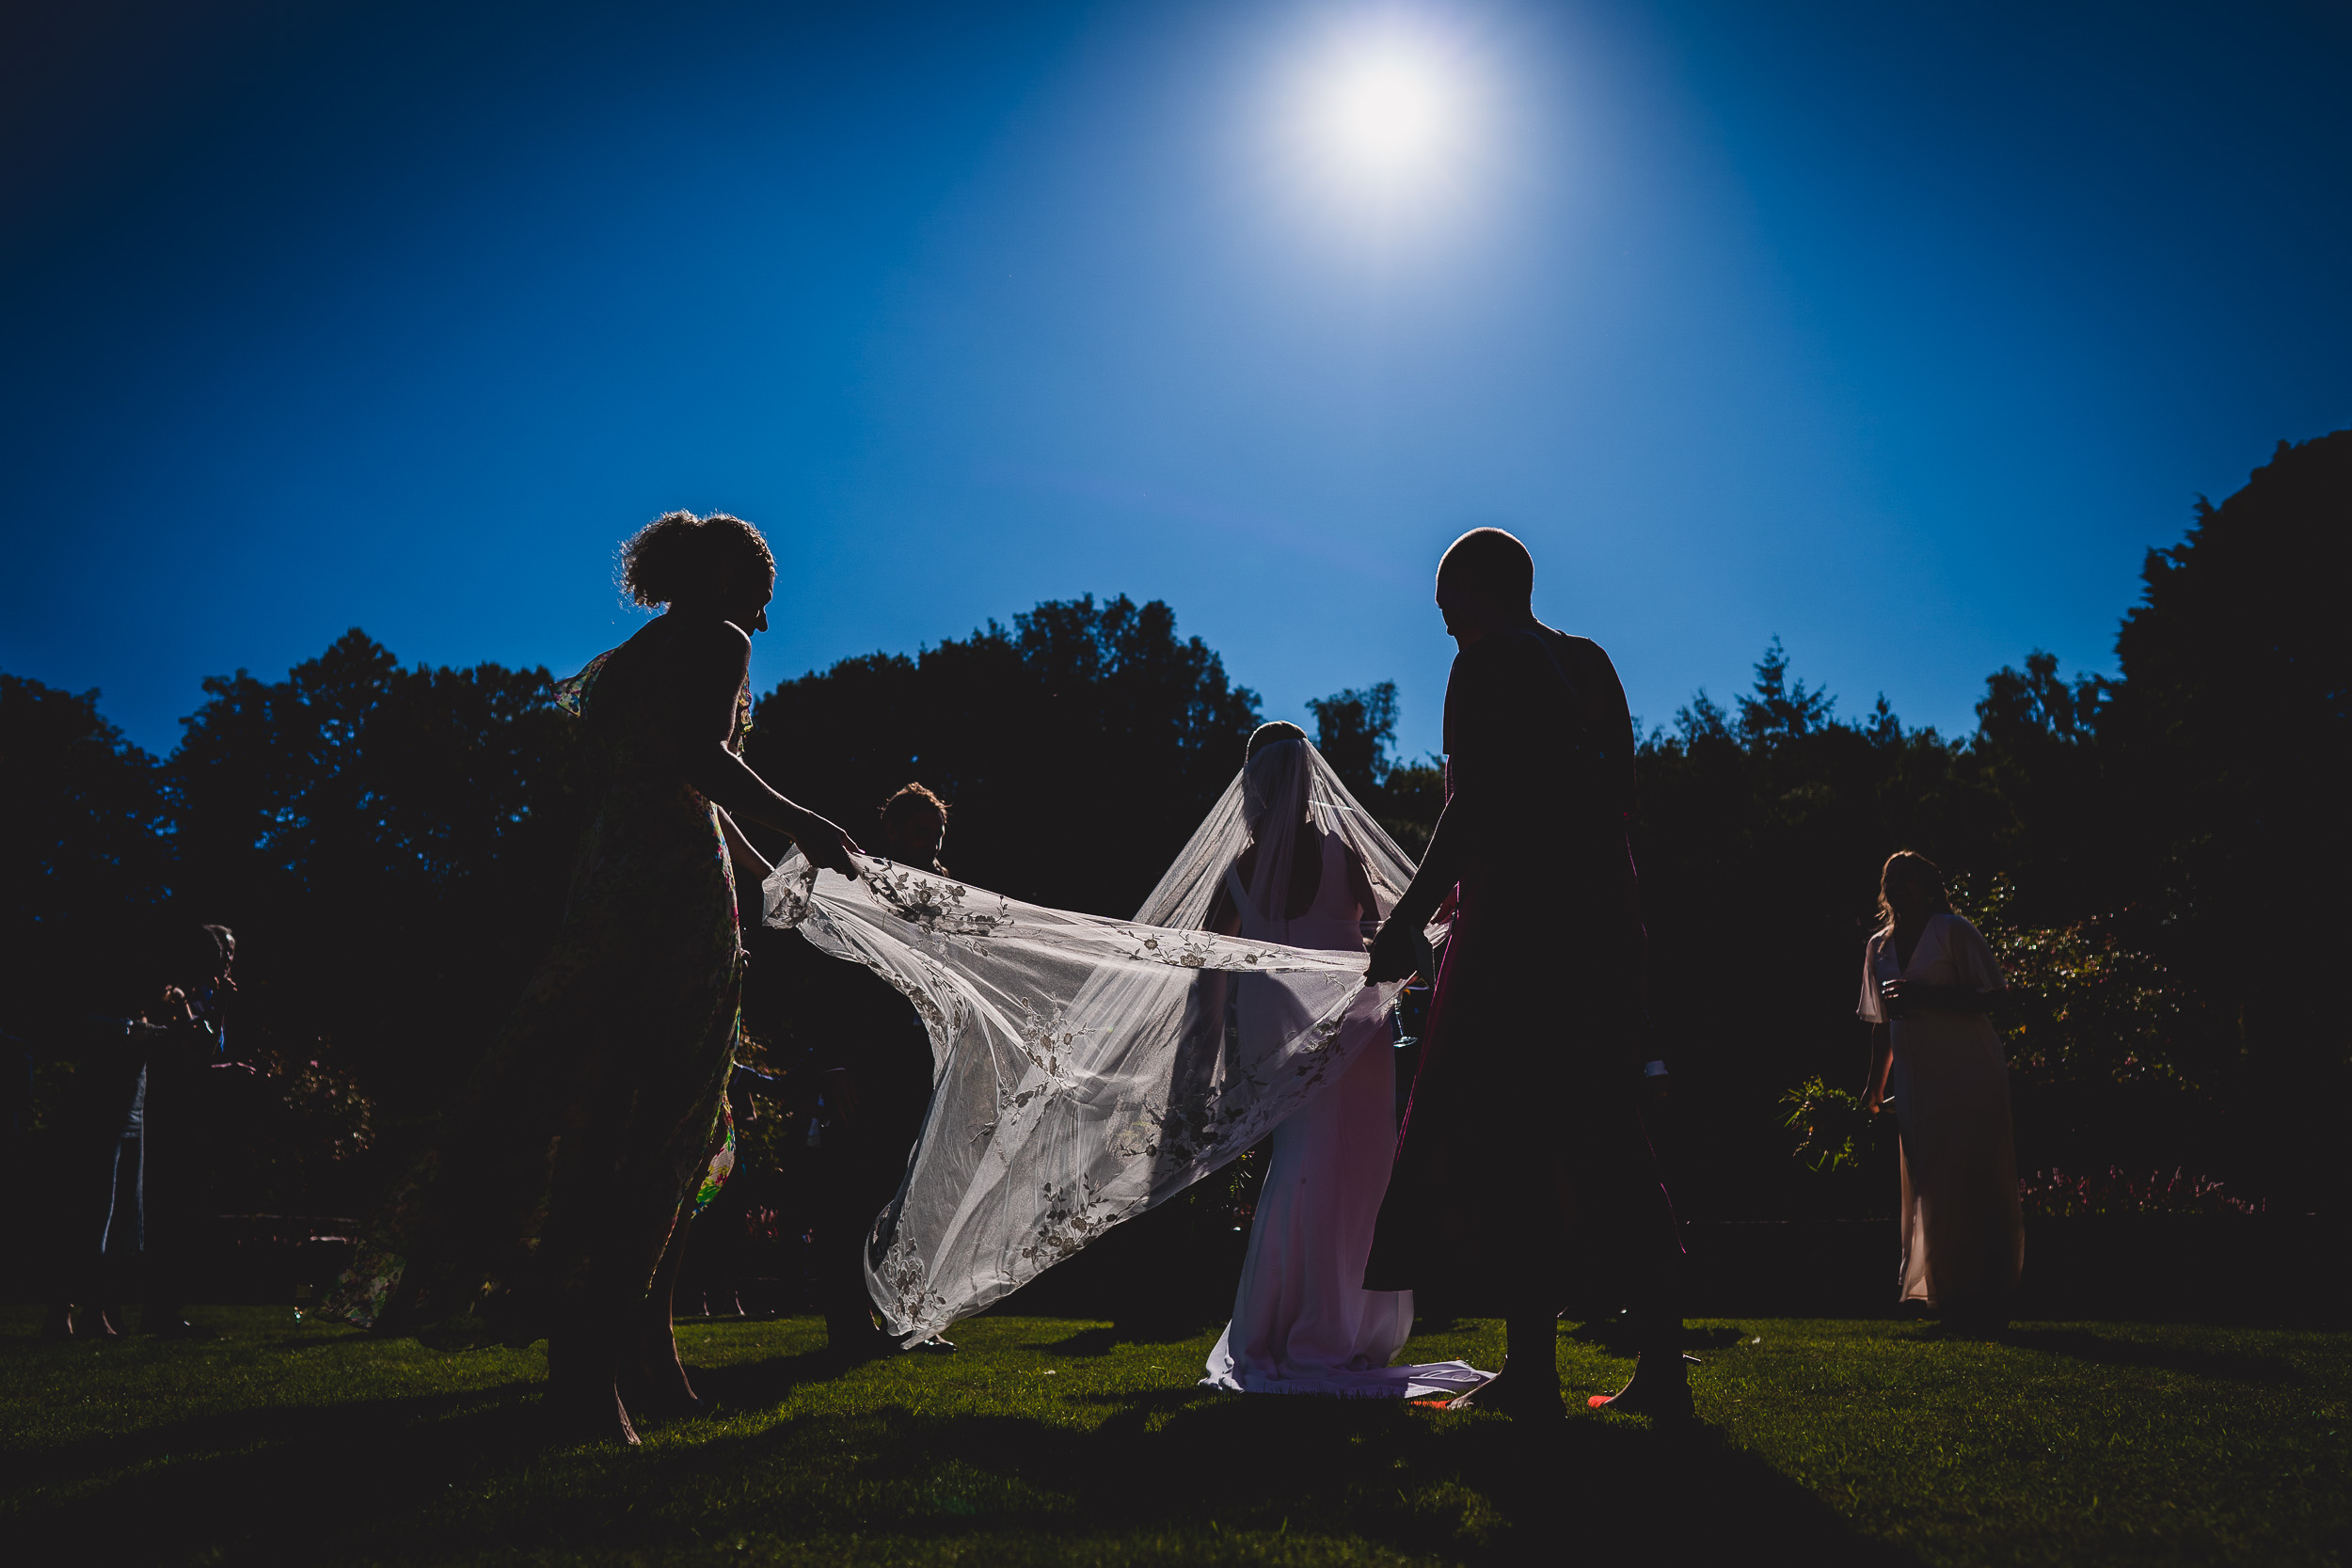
[4,0,2346,764]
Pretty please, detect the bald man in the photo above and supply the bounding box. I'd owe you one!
[1365,528,1688,1419]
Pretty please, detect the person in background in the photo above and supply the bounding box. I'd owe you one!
[1860,850,2023,1331]
[42,923,238,1339]
[806,782,957,1357]
[879,782,950,873]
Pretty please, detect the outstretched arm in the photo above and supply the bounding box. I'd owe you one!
[1365,799,1477,982]
[716,805,774,882]
[673,622,858,878]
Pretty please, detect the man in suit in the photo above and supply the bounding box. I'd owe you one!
[1366,529,1688,1418]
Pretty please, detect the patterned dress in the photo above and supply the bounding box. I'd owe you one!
[335,615,746,1340]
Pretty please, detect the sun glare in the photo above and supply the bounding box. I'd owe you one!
[1294,29,1474,199]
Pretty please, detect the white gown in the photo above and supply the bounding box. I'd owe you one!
[1202,831,1489,1399]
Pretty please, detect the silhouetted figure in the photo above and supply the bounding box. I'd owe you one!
[336,511,857,1445]
[42,924,237,1339]
[1860,850,2022,1329]
[878,783,950,876]
[805,783,956,1357]
[1366,528,1688,1419]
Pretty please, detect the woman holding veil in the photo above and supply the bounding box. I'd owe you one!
[1137,723,1487,1400]
[333,511,857,1445]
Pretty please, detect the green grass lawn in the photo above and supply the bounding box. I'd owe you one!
[3,1307,2345,1566]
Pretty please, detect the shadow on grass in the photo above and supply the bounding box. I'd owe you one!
[1563,1318,1749,1354]
[8,1353,1919,1566]
[691,1344,865,1410]
[2000,1327,2307,1386]
[6,1377,547,1491]
[1022,1321,1214,1356]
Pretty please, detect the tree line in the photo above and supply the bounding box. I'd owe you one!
[6,430,2343,1222]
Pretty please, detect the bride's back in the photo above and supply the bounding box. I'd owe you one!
[1227,828,1363,952]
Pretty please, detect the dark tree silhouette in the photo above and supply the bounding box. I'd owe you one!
[2,675,175,1031]
[6,431,2343,1225]
[1306,680,1445,854]
[1306,683,1400,800]
[2101,431,2352,1208]
[165,630,595,1193]
[747,594,1261,918]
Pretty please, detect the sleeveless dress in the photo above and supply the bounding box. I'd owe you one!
[1203,832,1488,1399]
[333,614,746,1339]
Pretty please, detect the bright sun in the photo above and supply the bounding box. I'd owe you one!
[1298,33,1468,192]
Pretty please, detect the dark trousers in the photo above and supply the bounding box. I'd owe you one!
[811,1128,900,1345]
[810,1084,928,1347]
[1502,1084,1683,1353]
[1371,900,1684,1353]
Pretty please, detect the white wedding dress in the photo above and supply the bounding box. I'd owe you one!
[754,732,1492,1377]
[1198,747,1487,1400]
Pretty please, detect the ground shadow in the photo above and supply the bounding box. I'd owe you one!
[7,1377,546,1494]
[2000,1327,2307,1386]
[8,1355,1921,1565]
[1563,1317,1748,1354]
[1021,1321,1211,1356]
[690,1344,861,1409]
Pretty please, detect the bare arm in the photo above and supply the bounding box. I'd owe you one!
[716,805,773,883]
[672,622,857,877]
[1343,844,1380,922]
[1365,800,1474,982]
[1864,1022,1893,1113]
[1205,879,1243,939]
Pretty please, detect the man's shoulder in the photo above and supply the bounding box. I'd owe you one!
[1534,624,1615,670]
[1453,626,1563,678]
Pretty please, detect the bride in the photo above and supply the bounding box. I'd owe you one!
[1143,723,1486,1399]
[757,720,1486,1386]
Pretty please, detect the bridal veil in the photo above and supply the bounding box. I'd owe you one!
[760,742,1432,1344]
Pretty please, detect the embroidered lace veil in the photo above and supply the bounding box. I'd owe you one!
[759,739,1427,1343]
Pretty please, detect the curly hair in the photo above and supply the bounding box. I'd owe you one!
[879,781,950,834]
[617,511,776,609]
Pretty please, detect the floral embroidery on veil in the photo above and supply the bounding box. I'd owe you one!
[761,739,1426,1346]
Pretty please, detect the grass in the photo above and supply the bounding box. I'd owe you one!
[3,1307,2346,1566]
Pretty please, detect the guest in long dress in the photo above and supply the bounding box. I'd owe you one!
[1859,850,2024,1329]
[341,510,856,1444]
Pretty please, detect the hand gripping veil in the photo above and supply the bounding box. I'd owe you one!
[760,742,1431,1343]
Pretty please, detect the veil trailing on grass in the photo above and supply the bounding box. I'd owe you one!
[760,751,1433,1344]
